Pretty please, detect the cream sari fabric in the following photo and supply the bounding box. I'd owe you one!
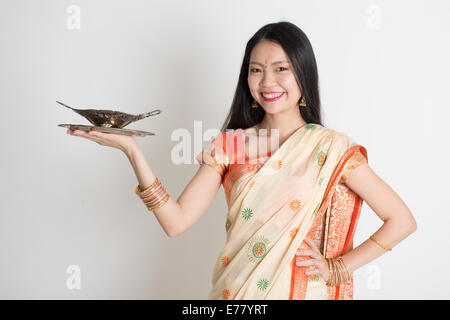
[196,123,368,300]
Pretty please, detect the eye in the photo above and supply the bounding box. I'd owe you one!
[249,68,260,73]
[277,67,288,72]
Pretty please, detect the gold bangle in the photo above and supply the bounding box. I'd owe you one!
[143,184,165,204]
[335,257,350,283]
[150,193,170,211]
[325,257,351,286]
[147,190,168,208]
[326,258,334,286]
[135,177,170,211]
[341,258,351,282]
[331,258,337,286]
[369,235,392,251]
[334,258,342,284]
[144,184,168,208]
[135,177,159,195]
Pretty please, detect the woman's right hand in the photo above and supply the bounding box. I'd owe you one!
[67,127,138,155]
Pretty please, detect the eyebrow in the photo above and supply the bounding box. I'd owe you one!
[249,60,290,66]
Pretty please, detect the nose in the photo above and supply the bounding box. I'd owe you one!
[260,70,277,87]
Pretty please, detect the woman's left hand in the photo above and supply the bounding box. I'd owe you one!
[295,237,329,282]
[67,127,138,154]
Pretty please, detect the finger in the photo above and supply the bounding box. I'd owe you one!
[72,130,104,144]
[87,130,101,137]
[295,258,317,267]
[305,269,321,276]
[73,129,98,140]
[88,129,111,139]
[305,268,321,276]
[295,249,315,257]
[72,129,90,136]
[72,130,94,140]
[303,237,320,253]
[297,250,322,260]
[87,130,115,144]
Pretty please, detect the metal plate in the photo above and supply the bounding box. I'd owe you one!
[58,124,155,137]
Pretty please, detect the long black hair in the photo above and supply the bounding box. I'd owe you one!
[221,21,322,131]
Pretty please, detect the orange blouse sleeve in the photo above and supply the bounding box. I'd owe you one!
[195,132,229,180]
[340,148,368,183]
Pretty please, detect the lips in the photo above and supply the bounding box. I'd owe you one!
[261,92,285,102]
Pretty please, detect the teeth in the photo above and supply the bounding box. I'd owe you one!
[262,92,283,98]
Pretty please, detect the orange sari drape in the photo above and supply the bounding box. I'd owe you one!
[290,144,367,300]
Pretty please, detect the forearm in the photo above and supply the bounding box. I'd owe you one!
[124,145,182,237]
[341,215,417,273]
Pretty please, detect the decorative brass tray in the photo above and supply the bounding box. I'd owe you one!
[56,101,161,136]
[58,124,154,136]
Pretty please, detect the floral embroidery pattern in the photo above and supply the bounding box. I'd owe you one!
[307,275,320,281]
[221,256,230,266]
[247,235,270,263]
[225,216,232,232]
[248,180,255,190]
[241,208,254,220]
[222,289,231,299]
[305,124,316,130]
[271,159,283,170]
[318,177,324,186]
[257,278,269,291]
[253,243,267,258]
[317,151,327,167]
[289,199,302,211]
[289,227,299,240]
[307,266,321,281]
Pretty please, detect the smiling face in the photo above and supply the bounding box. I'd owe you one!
[248,40,302,115]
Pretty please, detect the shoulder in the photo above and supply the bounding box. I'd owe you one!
[214,129,244,146]
[318,126,360,148]
[312,126,368,164]
[306,125,352,145]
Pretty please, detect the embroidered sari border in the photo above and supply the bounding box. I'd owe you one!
[288,144,368,300]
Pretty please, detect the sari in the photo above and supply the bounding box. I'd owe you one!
[195,123,368,300]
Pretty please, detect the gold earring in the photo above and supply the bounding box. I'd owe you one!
[251,99,259,108]
[299,95,307,107]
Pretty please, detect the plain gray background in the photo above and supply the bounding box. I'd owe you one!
[1,0,449,299]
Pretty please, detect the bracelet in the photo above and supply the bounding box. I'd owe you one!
[335,257,350,284]
[326,258,334,286]
[325,256,351,286]
[369,235,392,251]
[135,177,170,211]
[137,177,159,193]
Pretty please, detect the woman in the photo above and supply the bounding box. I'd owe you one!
[66,21,417,300]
